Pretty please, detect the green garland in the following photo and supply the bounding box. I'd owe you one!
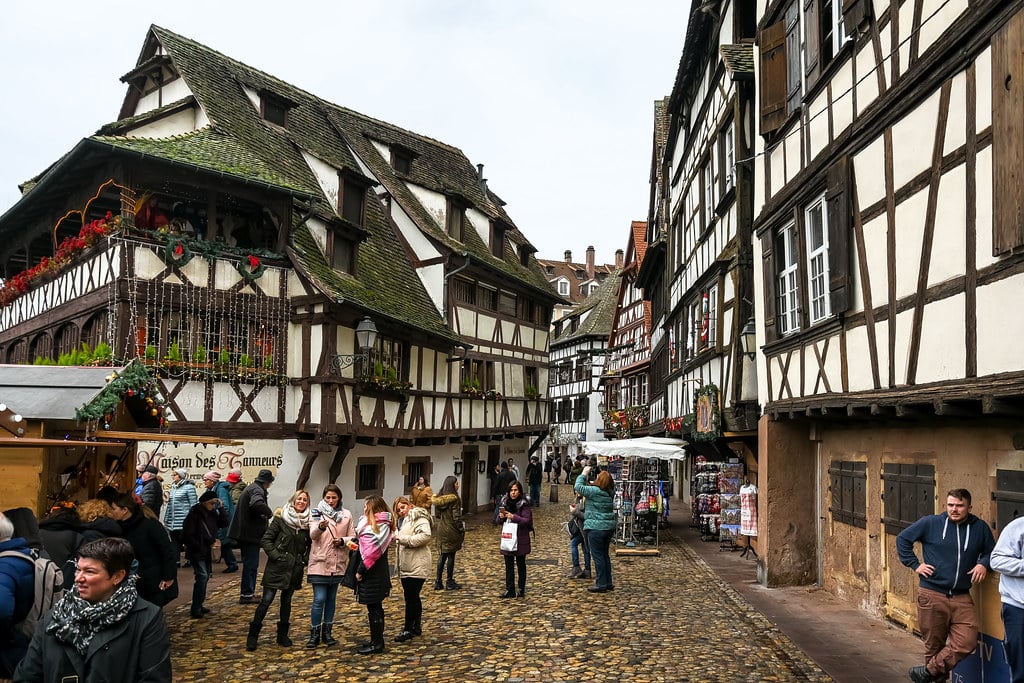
[163,236,193,267]
[235,254,266,282]
[75,359,167,425]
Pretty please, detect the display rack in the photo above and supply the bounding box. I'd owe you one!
[692,458,722,542]
[717,462,744,551]
[610,456,667,555]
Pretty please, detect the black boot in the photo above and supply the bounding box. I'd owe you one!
[321,622,338,646]
[434,559,445,590]
[410,618,422,636]
[394,622,416,642]
[305,625,321,649]
[245,620,262,651]
[357,613,385,654]
[445,578,462,590]
[276,621,292,647]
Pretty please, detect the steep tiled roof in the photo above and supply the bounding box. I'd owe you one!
[631,221,648,265]
[552,268,623,347]
[720,44,755,80]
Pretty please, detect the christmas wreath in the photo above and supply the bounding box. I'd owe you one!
[236,254,266,282]
[162,236,193,268]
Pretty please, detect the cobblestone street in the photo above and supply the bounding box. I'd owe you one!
[163,484,845,682]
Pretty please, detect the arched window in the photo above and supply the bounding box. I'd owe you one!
[55,324,78,359]
[30,333,53,363]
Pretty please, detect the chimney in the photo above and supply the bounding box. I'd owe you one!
[564,250,572,264]
[476,163,487,192]
[615,249,624,269]
[586,246,595,279]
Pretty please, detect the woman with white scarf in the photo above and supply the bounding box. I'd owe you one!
[245,490,311,652]
[352,495,395,655]
[305,484,354,648]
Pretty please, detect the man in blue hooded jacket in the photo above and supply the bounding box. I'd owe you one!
[897,488,995,683]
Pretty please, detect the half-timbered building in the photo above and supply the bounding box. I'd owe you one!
[0,26,558,511]
[600,222,653,441]
[544,268,622,465]
[645,0,761,487]
[752,0,1024,649]
[536,247,620,322]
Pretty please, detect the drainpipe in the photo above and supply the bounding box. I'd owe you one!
[442,252,471,324]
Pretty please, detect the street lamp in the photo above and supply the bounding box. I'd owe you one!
[330,316,378,375]
[740,316,757,360]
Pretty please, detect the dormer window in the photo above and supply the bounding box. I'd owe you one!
[447,198,465,241]
[259,90,294,128]
[517,245,531,267]
[490,222,506,259]
[340,174,367,227]
[330,233,356,274]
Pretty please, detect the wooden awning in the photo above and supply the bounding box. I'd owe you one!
[0,437,126,448]
[98,431,243,446]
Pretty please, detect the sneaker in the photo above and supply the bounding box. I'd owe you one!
[239,595,259,605]
[569,568,583,579]
[908,665,934,683]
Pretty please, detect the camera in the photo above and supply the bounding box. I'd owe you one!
[311,509,322,519]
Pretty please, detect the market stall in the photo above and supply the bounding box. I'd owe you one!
[582,437,686,555]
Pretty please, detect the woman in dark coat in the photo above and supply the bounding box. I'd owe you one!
[246,490,310,651]
[352,495,394,655]
[37,505,83,588]
[12,537,171,683]
[497,480,533,598]
[109,495,176,607]
[431,476,464,590]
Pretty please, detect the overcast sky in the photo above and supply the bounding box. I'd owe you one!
[0,1,689,264]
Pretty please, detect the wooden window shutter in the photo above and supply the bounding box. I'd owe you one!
[992,10,1024,256]
[803,0,821,90]
[759,19,788,135]
[761,234,779,342]
[842,0,872,32]
[826,155,851,314]
[785,2,803,115]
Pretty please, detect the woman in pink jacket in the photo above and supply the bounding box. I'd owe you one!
[305,484,354,648]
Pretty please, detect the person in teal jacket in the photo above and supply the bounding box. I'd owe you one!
[574,466,616,593]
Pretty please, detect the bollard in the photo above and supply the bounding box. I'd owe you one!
[549,482,559,503]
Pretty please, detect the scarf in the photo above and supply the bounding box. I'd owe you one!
[281,502,311,531]
[47,574,139,655]
[316,499,345,523]
[356,511,393,570]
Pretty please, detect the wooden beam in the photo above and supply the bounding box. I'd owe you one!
[983,396,1024,417]
[0,438,125,448]
[933,399,976,417]
[99,431,242,446]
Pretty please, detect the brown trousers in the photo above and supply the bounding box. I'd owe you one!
[917,587,978,676]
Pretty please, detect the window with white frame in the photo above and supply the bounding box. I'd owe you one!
[805,195,831,323]
[703,157,716,228]
[721,124,735,193]
[557,279,569,296]
[775,223,800,334]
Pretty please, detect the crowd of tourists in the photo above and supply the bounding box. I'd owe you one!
[0,455,622,681]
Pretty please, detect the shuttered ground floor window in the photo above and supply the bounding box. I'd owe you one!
[994,469,1024,533]
[882,463,935,535]
[829,461,867,528]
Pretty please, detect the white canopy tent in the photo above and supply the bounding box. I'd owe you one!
[582,436,687,461]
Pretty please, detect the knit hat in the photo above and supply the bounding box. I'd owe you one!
[203,471,221,483]
[255,469,275,484]
[174,468,188,480]
[143,465,159,475]
[0,514,13,542]
[199,490,219,503]
[226,469,242,484]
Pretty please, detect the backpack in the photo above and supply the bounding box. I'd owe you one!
[0,549,65,638]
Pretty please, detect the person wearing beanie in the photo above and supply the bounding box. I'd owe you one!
[210,472,239,573]
[182,490,229,619]
[165,468,197,568]
[229,469,275,603]
[138,465,164,519]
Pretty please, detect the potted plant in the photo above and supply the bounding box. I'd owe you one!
[192,344,208,364]
[144,344,158,362]
[92,342,113,366]
[525,384,539,400]
[164,340,183,363]
[217,348,231,366]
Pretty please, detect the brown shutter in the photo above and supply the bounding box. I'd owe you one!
[759,20,788,135]
[992,10,1024,256]
[842,0,872,32]
[761,234,779,342]
[803,0,821,90]
[826,156,851,314]
[785,2,802,115]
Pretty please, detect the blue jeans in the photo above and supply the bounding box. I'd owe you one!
[239,542,260,597]
[588,527,614,589]
[570,529,590,571]
[1005,603,1024,683]
[221,539,239,570]
[530,482,541,505]
[311,583,340,626]
[189,555,212,616]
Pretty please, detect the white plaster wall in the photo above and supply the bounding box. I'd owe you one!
[769,145,785,200]
[977,275,1024,376]
[893,308,914,385]
[466,208,491,245]
[915,293,966,384]
[831,60,855,137]
[976,49,992,132]
[407,185,447,227]
[783,126,801,185]
[301,152,339,208]
[125,107,201,138]
[136,79,193,116]
[917,0,969,59]
[242,85,260,112]
[808,90,831,163]
[856,34,882,117]
[894,188,928,300]
[861,214,888,305]
[166,383,207,421]
[891,91,940,190]
[943,70,968,155]
[975,145,995,271]
[823,332,844,395]
[306,216,328,255]
[928,165,966,288]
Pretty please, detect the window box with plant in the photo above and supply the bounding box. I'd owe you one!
[361,362,413,397]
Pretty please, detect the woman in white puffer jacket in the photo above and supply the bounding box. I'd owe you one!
[391,496,433,643]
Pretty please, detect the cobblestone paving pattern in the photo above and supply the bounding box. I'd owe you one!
[167,489,831,683]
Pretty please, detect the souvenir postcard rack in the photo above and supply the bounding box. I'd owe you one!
[691,458,745,549]
[611,456,668,552]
